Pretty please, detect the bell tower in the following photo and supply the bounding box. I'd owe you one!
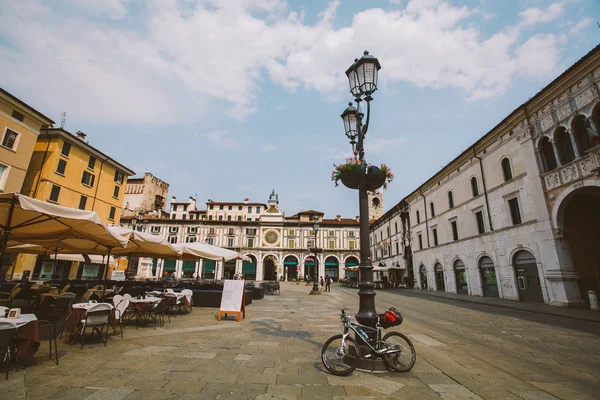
[368,191,384,221]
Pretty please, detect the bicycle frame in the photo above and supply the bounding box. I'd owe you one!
[340,312,388,356]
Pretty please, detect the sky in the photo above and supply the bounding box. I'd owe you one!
[1,0,599,219]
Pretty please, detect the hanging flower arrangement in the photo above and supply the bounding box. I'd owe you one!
[331,158,363,187]
[378,163,394,190]
[331,158,394,190]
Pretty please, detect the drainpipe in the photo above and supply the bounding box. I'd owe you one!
[91,158,106,211]
[419,190,430,247]
[32,136,52,198]
[473,148,494,231]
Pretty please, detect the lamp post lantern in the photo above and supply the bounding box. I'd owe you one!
[341,50,381,329]
[309,215,321,295]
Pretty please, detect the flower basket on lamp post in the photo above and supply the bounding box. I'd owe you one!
[365,165,386,191]
[340,164,365,189]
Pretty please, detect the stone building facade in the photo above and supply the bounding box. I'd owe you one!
[370,44,600,307]
[121,191,364,282]
[122,172,169,217]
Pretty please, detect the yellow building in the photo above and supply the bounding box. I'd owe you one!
[12,128,135,281]
[0,88,54,193]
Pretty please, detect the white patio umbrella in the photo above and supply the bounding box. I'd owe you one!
[172,242,250,262]
[0,193,128,280]
[107,226,181,259]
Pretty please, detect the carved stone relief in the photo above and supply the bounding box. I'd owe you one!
[556,104,571,122]
[545,172,560,189]
[540,114,554,132]
[575,89,593,109]
[560,165,579,183]
[580,158,593,176]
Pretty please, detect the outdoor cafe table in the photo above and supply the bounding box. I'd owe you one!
[129,296,162,304]
[66,302,117,335]
[0,314,40,364]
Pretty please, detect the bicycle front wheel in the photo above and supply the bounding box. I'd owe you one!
[381,331,416,372]
[321,334,359,376]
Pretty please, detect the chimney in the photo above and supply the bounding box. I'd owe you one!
[75,131,87,141]
[355,215,360,222]
[171,196,176,203]
[244,198,249,204]
[336,215,342,222]
[189,196,196,210]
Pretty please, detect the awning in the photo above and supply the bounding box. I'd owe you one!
[50,254,115,264]
[345,262,359,266]
[284,261,298,265]
[325,262,339,266]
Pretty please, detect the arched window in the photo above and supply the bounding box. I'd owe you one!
[471,177,479,197]
[448,191,454,208]
[572,115,592,155]
[416,210,420,224]
[539,136,557,172]
[555,126,574,164]
[372,197,380,208]
[430,202,435,217]
[501,158,513,181]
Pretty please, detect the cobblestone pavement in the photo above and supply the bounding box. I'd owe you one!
[1,283,599,399]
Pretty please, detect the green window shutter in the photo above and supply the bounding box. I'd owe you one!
[182,261,196,272]
[242,261,256,274]
[163,259,177,272]
[203,260,216,272]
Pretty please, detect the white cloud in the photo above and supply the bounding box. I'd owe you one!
[202,130,242,151]
[0,0,571,123]
[364,136,409,154]
[569,17,593,37]
[518,2,563,27]
[72,0,130,19]
[261,144,277,152]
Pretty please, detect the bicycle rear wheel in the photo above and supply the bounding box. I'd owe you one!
[321,334,359,376]
[381,331,416,372]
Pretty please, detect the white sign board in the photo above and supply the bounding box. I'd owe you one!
[220,279,245,312]
[111,270,125,281]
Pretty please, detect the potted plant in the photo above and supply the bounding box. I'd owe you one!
[331,158,365,189]
[366,163,394,191]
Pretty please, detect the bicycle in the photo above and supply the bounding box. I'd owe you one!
[321,308,416,376]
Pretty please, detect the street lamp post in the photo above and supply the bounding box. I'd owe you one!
[340,51,382,329]
[309,215,321,295]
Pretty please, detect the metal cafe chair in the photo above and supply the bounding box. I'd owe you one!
[38,309,71,365]
[77,303,113,349]
[0,320,19,380]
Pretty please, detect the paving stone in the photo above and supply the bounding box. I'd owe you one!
[47,387,100,399]
[84,388,135,400]
[267,384,303,397]
[301,384,346,398]
[161,380,207,393]
[327,371,405,395]
[124,379,169,390]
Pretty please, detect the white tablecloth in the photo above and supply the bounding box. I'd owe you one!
[0,313,37,328]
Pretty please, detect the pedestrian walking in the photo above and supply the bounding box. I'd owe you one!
[319,276,324,290]
[325,276,332,292]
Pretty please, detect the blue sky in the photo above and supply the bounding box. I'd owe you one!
[1,0,599,218]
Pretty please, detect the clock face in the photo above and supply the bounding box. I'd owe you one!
[265,231,278,244]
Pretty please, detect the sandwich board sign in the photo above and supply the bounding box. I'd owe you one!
[218,279,245,322]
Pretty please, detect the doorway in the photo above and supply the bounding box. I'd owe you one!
[419,265,428,289]
[263,256,277,281]
[514,250,544,303]
[434,263,445,292]
[479,256,499,298]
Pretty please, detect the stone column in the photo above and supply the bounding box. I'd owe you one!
[551,139,563,166]
[545,230,587,307]
[156,259,164,279]
[568,132,581,158]
[175,260,182,279]
[535,150,546,173]
[235,259,242,275]
[194,261,200,277]
[256,258,264,282]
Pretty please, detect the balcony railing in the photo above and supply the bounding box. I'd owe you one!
[542,145,600,192]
